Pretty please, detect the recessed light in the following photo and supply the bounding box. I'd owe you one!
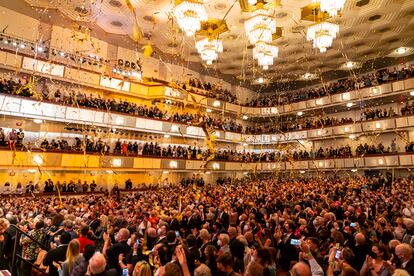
[396,47,406,54]
[345,61,354,68]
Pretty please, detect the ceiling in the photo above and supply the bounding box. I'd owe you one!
[8,0,414,88]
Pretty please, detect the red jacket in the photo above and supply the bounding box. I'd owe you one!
[77,236,95,253]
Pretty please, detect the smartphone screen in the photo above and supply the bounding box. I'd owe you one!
[175,231,180,237]
[335,250,341,259]
[290,239,300,245]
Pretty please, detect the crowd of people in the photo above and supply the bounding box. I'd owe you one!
[247,65,414,107]
[0,174,414,276]
[0,130,406,163]
[2,75,414,137]
[176,78,238,104]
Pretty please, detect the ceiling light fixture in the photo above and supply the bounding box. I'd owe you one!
[297,111,303,116]
[345,61,354,68]
[346,102,353,107]
[307,22,339,53]
[174,0,208,37]
[312,0,346,17]
[396,47,406,54]
[253,41,279,70]
[242,115,248,120]
[244,4,276,45]
[256,77,264,84]
[195,37,223,65]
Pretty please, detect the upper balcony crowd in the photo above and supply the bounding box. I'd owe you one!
[176,64,414,107]
[3,77,414,138]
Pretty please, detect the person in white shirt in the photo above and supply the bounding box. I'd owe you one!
[2,182,11,195]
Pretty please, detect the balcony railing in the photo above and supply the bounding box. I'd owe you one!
[1,149,414,172]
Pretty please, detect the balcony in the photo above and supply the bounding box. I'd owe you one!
[2,149,413,172]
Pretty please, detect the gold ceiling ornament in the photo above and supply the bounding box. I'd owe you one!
[238,0,281,12]
[173,0,208,37]
[300,2,331,22]
[196,19,229,37]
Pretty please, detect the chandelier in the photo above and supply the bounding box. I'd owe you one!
[244,6,276,45]
[306,22,339,53]
[174,0,208,37]
[253,41,278,70]
[312,0,346,17]
[195,38,223,65]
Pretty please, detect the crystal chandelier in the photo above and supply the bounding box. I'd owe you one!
[174,0,208,37]
[195,38,223,65]
[253,41,278,70]
[312,0,346,17]
[244,6,276,45]
[306,22,339,53]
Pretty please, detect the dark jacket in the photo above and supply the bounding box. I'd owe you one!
[43,244,69,276]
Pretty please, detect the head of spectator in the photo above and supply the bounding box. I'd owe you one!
[133,260,151,276]
[216,252,233,274]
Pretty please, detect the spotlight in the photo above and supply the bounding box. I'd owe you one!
[349,134,356,139]
[346,102,353,108]
[410,91,414,96]
[164,134,170,138]
[59,51,65,57]
[351,169,357,172]
[112,68,117,73]
[242,115,248,120]
[3,39,8,44]
[12,41,17,47]
[19,43,25,49]
[206,108,212,113]
[297,111,303,116]
[36,45,44,53]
